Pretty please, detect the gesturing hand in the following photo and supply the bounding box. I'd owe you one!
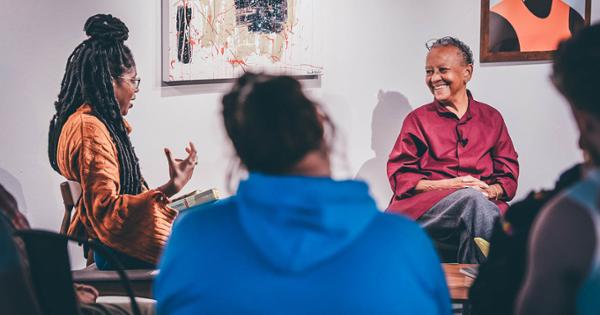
[159,142,198,197]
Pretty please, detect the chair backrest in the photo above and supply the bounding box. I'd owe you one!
[0,215,43,315]
[59,181,82,235]
[16,230,142,315]
[17,230,81,315]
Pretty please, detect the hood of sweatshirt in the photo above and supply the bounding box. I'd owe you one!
[235,173,379,273]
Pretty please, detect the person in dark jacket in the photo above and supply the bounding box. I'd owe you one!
[469,163,583,315]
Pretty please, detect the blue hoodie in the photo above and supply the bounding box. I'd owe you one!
[155,173,451,315]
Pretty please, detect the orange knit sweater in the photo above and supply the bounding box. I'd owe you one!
[57,104,177,264]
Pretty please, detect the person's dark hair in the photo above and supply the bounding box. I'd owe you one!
[48,14,144,194]
[222,73,333,174]
[552,22,600,118]
[426,36,474,65]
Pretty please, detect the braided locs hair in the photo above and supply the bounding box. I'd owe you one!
[48,14,144,195]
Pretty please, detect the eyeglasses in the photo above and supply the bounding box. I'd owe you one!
[120,76,141,89]
[129,77,141,89]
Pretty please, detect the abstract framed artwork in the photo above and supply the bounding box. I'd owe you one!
[161,0,323,84]
[480,0,591,62]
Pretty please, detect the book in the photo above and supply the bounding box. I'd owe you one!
[459,265,479,279]
[169,188,220,211]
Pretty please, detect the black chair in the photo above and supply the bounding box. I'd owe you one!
[14,229,142,315]
[0,215,43,315]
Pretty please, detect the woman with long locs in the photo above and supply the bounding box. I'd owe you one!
[48,14,197,270]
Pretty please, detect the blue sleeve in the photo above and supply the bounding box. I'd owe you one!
[407,220,452,315]
[154,200,231,315]
[154,213,195,315]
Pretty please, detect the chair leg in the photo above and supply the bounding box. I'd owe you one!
[86,246,95,266]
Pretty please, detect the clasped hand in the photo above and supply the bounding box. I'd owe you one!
[448,176,501,199]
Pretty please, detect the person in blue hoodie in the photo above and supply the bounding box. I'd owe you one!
[154,73,452,315]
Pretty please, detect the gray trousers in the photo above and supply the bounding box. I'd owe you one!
[417,188,499,264]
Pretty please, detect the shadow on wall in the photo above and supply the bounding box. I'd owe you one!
[356,90,412,210]
[0,168,28,216]
[318,92,353,179]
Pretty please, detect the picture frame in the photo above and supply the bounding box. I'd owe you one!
[161,0,322,85]
[480,0,591,63]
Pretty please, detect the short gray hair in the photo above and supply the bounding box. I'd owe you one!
[426,36,474,65]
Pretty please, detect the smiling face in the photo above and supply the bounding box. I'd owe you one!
[113,67,139,116]
[425,46,472,105]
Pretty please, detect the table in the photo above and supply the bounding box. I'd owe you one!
[443,263,476,301]
[443,263,477,314]
[72,268,157,298]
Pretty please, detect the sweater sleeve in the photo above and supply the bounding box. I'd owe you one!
[73,114,177,263]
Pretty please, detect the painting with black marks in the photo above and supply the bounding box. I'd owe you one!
[235,0,288,33]
[162,0,322,83]
[176,3,193,63]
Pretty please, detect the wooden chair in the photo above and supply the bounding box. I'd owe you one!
[58,180,156,298]
[59,180,95,266]
[59,181,81,235]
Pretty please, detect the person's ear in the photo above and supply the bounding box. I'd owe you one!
[463,64,473,84]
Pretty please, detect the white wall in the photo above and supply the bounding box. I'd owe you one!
[1,0,599,268]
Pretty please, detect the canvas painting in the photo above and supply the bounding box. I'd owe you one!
[162,0,322,84]
[480,0,591,62]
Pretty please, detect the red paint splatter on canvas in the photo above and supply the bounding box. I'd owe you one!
[228,59,247,66]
